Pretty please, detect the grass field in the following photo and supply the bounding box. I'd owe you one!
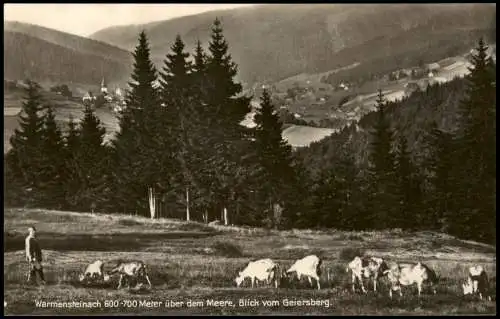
[3,208,496,315]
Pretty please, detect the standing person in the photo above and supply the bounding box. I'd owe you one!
[25,226,45,285]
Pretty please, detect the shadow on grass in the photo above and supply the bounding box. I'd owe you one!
[4,231,218,252]
[69,280,116,290]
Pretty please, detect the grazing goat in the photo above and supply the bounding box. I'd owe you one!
[346,256,389,293]
[79,260,110,283]
[384,262,438,298]
[285,255,322,290]
[108,261,152,290]
[235,258,279,288]
[462,265,491,301]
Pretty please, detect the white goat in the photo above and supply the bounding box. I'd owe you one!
[235,258,279,288]
[384,262,438,298]
[285,255,322,290]
[346,256,389,293]
[108,260,152,289]
[462,265,491,301]
[79,260,110,283]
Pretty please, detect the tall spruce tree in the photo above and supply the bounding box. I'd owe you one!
[367,90,398,229]
[113,31,165,216]
[189,39,224,221]
[203,18,252,223]
[205,18,249,119]
[5,80,46,206]
[159,34,199,220]
[453,38,496,243]
[253,89,295,228]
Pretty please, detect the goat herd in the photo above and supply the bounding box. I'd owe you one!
[78,254,492,301]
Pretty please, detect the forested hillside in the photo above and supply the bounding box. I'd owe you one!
[297,78,467,175]
[4,31,131,86]
[90,3,495,84]
[321,29,491,87]
[4,21,132,63]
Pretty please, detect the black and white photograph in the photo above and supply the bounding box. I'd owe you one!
[3,3,496,315]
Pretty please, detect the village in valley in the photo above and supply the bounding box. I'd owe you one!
[80,78,127,114]
[4,42,494,153]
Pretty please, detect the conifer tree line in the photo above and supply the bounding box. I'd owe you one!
[5,19,299,229]
[4,19,495,245]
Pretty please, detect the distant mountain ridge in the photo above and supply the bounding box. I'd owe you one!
[4,21,133,87]
[90,3,496,85]
[4,30,131,87]
[5,21,132,63]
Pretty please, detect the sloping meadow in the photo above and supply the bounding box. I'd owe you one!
[4,208,496,315]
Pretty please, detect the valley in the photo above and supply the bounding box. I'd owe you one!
[3,42,496,154]
[4,4,495,145]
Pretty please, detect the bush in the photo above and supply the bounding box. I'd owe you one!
[339,247,365,261]
[211,241,244,258]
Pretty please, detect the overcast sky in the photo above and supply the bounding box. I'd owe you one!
[4,3,256,37]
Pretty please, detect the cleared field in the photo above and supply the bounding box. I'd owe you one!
[3,208,496,315]
[282,125,338,148]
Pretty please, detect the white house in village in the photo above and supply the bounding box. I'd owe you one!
[427,63,440,78]
[115,87,123,97]
[82,92,96,103]
[339,82,349,91]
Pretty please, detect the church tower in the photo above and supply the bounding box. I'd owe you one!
[100,77,108,94]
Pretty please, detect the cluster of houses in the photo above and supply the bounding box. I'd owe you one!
[389,62,441,82]
[82,78,127,113]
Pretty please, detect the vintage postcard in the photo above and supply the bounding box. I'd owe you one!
[3,3,496,315]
